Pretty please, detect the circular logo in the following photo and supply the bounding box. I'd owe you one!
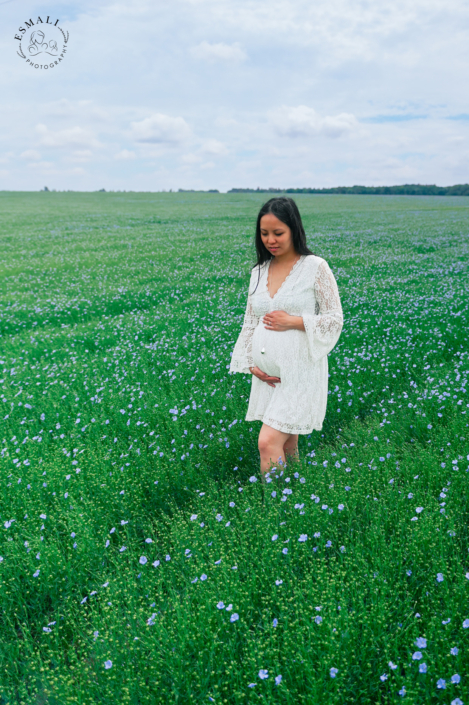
[15,16,69,70]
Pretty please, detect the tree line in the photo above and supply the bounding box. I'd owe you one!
[228,184,469,196]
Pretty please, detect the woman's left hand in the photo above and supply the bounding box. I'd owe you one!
[263,310,296,331]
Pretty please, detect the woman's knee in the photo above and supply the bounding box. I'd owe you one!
[258,435,273,455]
[258,431,282,455]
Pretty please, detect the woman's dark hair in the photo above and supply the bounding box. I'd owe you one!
[250,197,314,293]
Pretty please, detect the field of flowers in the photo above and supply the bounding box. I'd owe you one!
[0,191,468,704]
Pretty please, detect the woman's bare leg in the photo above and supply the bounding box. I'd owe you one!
[258,423,291,476]
[283,434,299,461]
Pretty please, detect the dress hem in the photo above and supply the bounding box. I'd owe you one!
[244,413,323,435]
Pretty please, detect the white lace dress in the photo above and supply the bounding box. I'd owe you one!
[229,254,344,434]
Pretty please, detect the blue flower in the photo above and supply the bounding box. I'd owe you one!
[436,679,446,689]
[275,675,282,685]
[415,637,427,648]
[330,667,338,678]
[258,669,268,680]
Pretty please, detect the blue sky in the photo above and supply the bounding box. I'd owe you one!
[1,0,468,191]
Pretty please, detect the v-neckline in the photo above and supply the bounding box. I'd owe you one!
[266,255,304,300]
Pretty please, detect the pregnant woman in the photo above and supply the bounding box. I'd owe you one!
[229,197,344,479]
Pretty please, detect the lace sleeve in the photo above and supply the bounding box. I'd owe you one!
[303,259,344,365]
[229,269,260,374]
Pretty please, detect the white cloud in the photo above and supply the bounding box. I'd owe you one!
[191,41,247,62]
[20,150,41,160]
[130,114,192,144]
[200,139,229,155]
[69,150,94,162]
[181,153,203,164]
[32,161,56,170]
[270,106,358,139]
[115,149,136,160]
[44,99,109,123]
[35,124,102,150]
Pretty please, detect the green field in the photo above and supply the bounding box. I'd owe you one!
[0,191,468,704]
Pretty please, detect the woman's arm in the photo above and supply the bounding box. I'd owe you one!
[229,271,261,374]
[302,259,343,364]
[288,316,305,331]
[262,311,305,331]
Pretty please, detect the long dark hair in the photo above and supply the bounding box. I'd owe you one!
[250,197,314,294]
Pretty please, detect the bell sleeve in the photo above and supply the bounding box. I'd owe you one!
[302,258,344,365]
[229,269,261,375]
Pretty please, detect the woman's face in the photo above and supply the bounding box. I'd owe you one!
[260,213,294,257]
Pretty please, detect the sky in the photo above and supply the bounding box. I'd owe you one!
[0,0,468,191]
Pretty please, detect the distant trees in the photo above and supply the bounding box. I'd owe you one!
[228,184,469,196]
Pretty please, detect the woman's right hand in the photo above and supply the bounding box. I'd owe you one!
[249,366,281,388]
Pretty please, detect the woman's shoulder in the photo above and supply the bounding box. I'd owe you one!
[303,253,327,270]
[303,253,325,263]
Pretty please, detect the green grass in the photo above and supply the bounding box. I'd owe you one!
[0,191,468,704]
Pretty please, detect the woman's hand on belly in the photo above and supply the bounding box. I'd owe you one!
[263,310,305,332]
[249,366,281,388]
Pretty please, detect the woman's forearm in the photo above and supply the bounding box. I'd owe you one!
[289,315,305,332]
